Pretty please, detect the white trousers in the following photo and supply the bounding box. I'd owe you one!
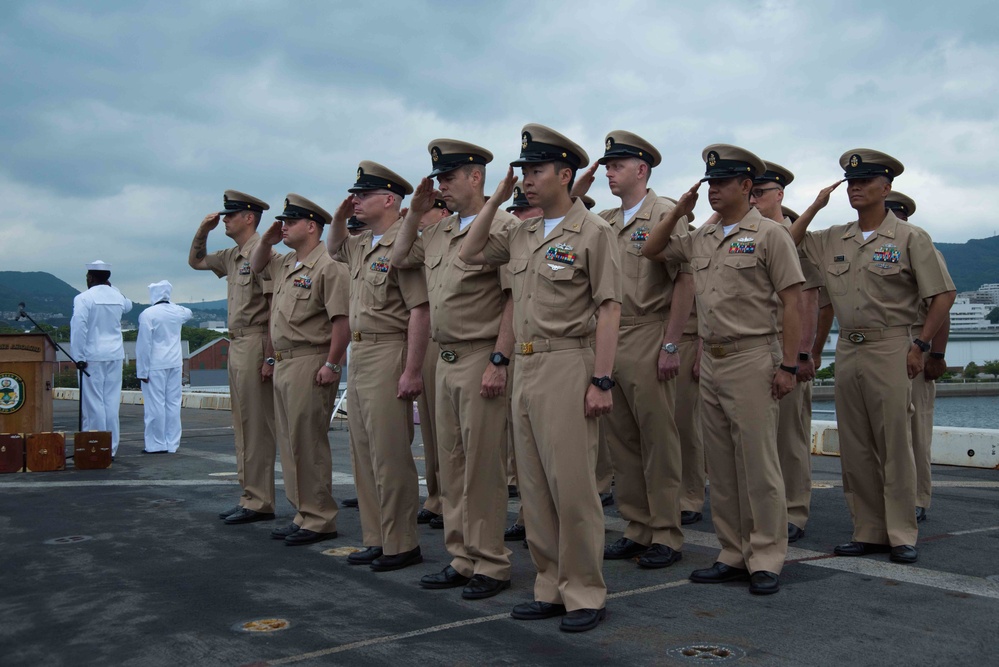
[141,367,183,453]
[80,360,123,456]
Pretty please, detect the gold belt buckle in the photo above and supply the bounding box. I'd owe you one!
[275,352,284,361]
[520,341,534,355]
[352,331,362,342]
[709,344,726,358]
[848,332,866,344]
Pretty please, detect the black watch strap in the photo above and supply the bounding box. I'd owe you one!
[913,338,931,352]
[779,364,798,375]
[490,352,510,366]
[798,352,811,362]
[929,352,945,360]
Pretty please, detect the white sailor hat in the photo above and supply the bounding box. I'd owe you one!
[85,260,112,271]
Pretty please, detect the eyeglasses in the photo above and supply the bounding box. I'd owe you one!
[750,187,781,198]
[353,191,391,201]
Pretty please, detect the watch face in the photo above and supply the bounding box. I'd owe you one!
[664,343,678,354]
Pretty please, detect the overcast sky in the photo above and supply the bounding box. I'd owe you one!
[2,0,997,304]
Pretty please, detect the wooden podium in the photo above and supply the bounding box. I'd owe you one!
[0,333,56,434]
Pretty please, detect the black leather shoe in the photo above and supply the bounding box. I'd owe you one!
[508,485,519,499]
[604,537,649,560]
[833,541,891,557]
[559,608,606,633]
[347,546,383,565]
[637,544,682,569]
[218,505,241,520]
[429,515,444,529]
[749,571,780,595]
[915,506,927,523]
[599,492,614,507]
[270,523,300,540]
[462,574,511,600]
[284,529,338,546]
[370,546,423,572]
[787,523,805,543]
[417,508,440,524]
[689,562,750,584]
[420,565,470,589]
[680,511,702,525]
[504,523,526,541]
[224,508,276,525]
[141,450,167,454]
[890,545,918,564]
[511,601,567,620]
[342,497,358,508]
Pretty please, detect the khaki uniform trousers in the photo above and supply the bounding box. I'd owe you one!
[777,380,813,529]
[700,341,788,574]
[506,358,525,525]
[513,347,606,612]
[273,353,337,533]
[910,345,935,509]
[604,321,683,548]
[676,336,705,514]
[229,333,276,513]
[436,342,512,580]
[835,336,918,546]
[418,347,442,514]
[347,339,420,554]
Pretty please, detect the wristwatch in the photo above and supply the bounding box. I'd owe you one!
[779,364,798,375]
[324,361,342,373]
[661,342,678,354]
[913,338,931,353]
[265,357,275,366]
[591,376,615,391]
[929,352,945,360]
[489,352,511,367]
[798,352,811,362]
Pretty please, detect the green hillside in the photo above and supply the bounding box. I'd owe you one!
[935,235,999,294]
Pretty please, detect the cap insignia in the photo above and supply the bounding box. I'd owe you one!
[284,198,290,208]
[223,194,229,203]
[356,167,363,180]
[707,151,718,167]
[431,147,440,162]
[605,137,613,151]
[522,132,529,150]
[514,187,522,198]
[850,154,860,168]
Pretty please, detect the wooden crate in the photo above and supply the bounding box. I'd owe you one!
[73,431,112,470]
[25,432,66,472]
[0,433,24,473]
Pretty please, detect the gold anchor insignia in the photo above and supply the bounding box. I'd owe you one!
[284,198,290,208]
[850,155,860,168]
[223,194,229,203]
[431,148,440,162]
[522,132,529,150]
[356,168,362,180]
[707,151,717,167]
[514,187,522,198]
[605,138,613,151]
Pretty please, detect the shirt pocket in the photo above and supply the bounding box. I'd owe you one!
[537,262,577,309]
[425,254,443,291]
[362,271,389,309]
[691,257,711,295]
[825,262,851,296]
[509,258,530,302]
[866,262,903,301]
[721,255,758,295]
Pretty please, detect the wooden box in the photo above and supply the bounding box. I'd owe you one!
[0,433,24,473]
[73,431,112,470]
[25,432,66,472]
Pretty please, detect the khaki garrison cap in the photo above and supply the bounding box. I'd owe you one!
[275,194,332,225]
[840,149,904,181]
[346,215,367,230]
[349,160,414,195]
[511,124,589,170]
[701,144,766,181]
[599,130,662,167]
[885,191,917,217]
[220,190,269,215]
[506,179,531,212]
[427,139,493,177]
[755,161,795,187]
[781,205,800,222]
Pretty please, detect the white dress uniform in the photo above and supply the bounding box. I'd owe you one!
[136,281,193,453]
[70,261,133,456]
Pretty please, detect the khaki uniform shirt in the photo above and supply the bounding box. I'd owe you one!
[774,216,824,332]
[396,210,518,344]
[481,198,621,342]
[800,212,952,330]
[598,189,683,319]
[204,233,274,330]
[262,242,349,350]
[659,207,804,343]
[337,218,429,333]
[915,250,954,331]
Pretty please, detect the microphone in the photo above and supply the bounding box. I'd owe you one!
[17,302,26,321]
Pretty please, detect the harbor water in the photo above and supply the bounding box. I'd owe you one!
[812,395,999,430]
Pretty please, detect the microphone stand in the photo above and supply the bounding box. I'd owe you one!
[17,303,89,432]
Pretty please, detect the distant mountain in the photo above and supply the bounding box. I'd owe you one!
[935,235,999,294]
[0,272,227,326]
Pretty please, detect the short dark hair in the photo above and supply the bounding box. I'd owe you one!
[250,210,262,228]
[553,160,577,192]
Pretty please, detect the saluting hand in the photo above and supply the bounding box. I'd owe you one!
[200,213,221,230]
[491,166,518,204]
[261,220,283,245]
[408,178,439,216]
[673,182,701,220]
[584,385,613,418]
[333,195,355,227]
[570,162,600,198]
[812,180,845,210]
